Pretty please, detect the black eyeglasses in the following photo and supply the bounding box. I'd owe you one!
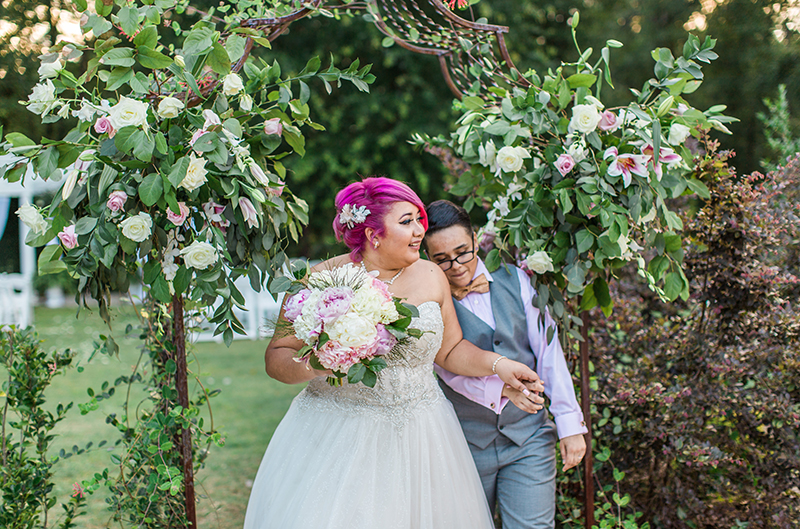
[429,245,476,271]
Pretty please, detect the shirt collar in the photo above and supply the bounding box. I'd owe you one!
[473,258,494,283]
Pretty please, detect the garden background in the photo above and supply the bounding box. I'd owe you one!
[0,0,799,528]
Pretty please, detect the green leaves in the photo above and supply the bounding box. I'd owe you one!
[137,47,173,69]
[139,173,163,206]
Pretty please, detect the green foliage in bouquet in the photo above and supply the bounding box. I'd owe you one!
[416,16,736,343]
[1,0,375,344]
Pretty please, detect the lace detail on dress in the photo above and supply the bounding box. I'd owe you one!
[295,301,444,429]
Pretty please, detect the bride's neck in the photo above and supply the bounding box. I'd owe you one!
[359,253,403,280]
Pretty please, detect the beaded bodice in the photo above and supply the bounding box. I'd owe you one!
[296,301,445,427]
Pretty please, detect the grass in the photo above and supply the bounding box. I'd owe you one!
[5,304,303,529]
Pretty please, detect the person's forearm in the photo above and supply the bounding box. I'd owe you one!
[437,339,501,377]
[265,346,326,384]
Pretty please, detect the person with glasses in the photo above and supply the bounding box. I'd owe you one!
[423,199,587,529]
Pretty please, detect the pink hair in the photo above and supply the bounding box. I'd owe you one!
[333,177,428,262]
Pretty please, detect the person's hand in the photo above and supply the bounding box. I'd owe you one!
[559,434,587,472]
[494,357,545,395]
[501,382,544,414]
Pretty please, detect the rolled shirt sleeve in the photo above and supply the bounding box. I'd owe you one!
[516,267,588,439]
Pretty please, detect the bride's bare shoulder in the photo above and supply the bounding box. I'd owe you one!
[407,260,449,300]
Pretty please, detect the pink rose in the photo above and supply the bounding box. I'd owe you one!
[94,116,115,137]
[166,202,190,226]
[554,154,575,176]
[597,110,620,132]
[106,190,128,212]
[263,118,283,136]
[58,224,78,249]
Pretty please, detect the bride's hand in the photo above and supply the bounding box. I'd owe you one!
[494,357,545,396]
[502,382,545,414]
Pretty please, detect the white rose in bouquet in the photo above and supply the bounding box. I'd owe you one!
[120,212,153,242]
[180,240,218,269]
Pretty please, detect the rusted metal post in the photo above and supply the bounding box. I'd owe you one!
[172,294,197,528]
[579,310,594,529]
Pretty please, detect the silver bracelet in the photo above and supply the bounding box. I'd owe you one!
[491,355,507,374]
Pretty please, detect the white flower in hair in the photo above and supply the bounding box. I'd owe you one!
[339,203,371,229]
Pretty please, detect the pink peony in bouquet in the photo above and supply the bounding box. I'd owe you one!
[283,263,422,387]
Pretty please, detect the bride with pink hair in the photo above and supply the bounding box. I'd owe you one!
[243,177,543,529]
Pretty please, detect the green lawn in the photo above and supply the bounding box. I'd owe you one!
[14,305,303,529]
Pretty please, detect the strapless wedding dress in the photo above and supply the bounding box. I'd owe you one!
[243,301,494,528]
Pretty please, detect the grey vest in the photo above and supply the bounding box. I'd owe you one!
[440,265,546,449]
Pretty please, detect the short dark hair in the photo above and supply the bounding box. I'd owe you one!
[424,200,473,249]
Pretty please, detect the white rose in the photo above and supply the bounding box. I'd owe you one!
[326,312,378,348]
[157,96,185,119]
[570,104,601,134]
[38,60,63,79]
[249,163,270,185]
[222,73,244,96]
[120,212,153,242]
[179,154,208,191]
[27,80,57,115]
[202,109,221,129]
[496,145,531,174]
[174,55,185,69]
[668,123,691,146]
[180,240,218,269]
[108,96,149,130]
[16,204,48,235]
[525,251,555,274]
[351,287,384,322]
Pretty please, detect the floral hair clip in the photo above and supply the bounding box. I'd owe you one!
[339,203,371,229]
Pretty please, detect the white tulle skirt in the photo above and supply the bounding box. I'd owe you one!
[242,383,494,529]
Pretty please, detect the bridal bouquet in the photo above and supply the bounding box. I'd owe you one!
[283,263,422,387]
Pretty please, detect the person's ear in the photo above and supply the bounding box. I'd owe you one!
[365,227,376,247]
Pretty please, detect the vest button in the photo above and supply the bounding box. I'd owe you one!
[494,340,501,345]
[499,425,505,430]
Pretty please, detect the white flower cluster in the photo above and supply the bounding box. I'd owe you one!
[338,203,371,229]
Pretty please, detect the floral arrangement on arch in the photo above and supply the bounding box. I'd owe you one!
[1,0,374,342]
[416,19,735,342]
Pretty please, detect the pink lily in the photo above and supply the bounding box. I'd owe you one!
[603,146,649,188]
[641,144,682,181]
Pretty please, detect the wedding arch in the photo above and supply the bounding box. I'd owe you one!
[1,0,731,524]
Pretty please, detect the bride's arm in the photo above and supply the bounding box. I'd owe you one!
[432,270,545,397]
[265,304,331,384]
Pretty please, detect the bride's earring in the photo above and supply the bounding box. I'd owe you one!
[373,240,379,248]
